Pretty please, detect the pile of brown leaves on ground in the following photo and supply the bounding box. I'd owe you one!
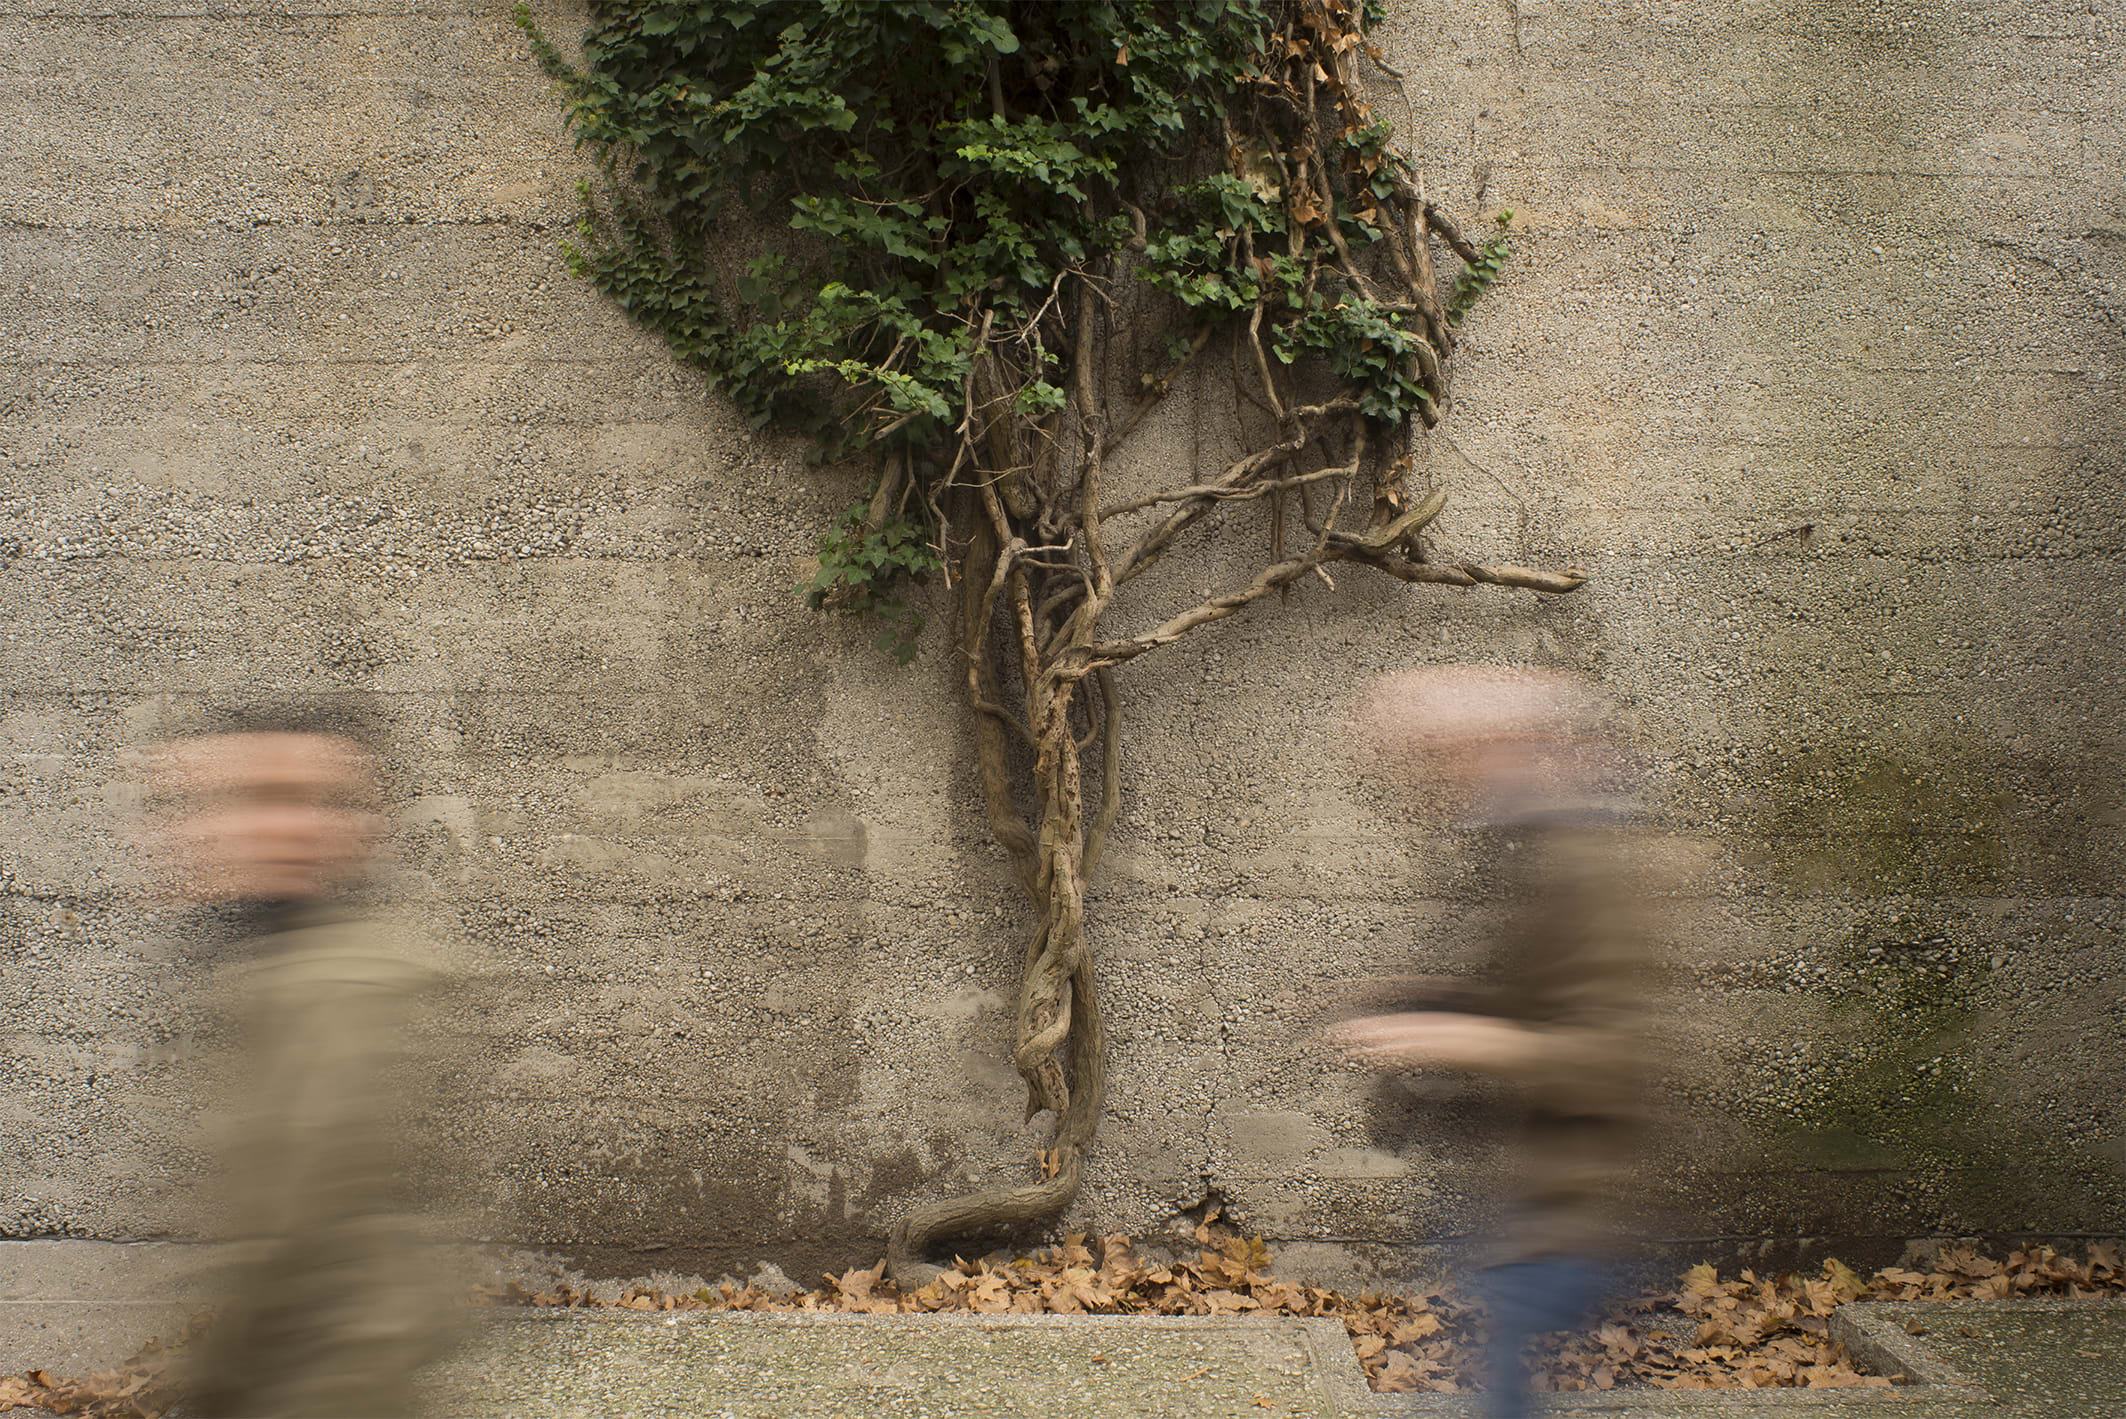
[0,1336,176,1419]
[503,1218,1490,1392]
[1585,1242,2126,1394]
[502,1225,2126,1396]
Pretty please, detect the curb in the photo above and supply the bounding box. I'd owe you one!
[1828,1303,1993,1392]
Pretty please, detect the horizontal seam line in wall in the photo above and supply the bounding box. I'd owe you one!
[0,503,2056,514]
[0,8,463,17]
[0,222,575,236]
[0,358,665,368]
[2,446,2108,460]
[0,1298,190,1307]
[14,555,2126,570]
[14,892,2126,908]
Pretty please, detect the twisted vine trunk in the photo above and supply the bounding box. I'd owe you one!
[871,5,1591,1277]
[883,228,1587,1278]
[889,516,1114,1272]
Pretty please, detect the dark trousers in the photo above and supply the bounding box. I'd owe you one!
[1476,1258,1607,1418]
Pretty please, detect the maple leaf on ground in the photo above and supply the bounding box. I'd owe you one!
[1392,1313,1444,1344]
[1595,1322,1639,1359]
[1375,1352,1423,1393]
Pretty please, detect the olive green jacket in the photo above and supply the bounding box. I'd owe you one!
[182,909,460,1418]
[1477,810,1664,1264]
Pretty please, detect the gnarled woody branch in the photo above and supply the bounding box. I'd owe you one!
[893,415,1580,1280]
[1087,487,1582,668]
[892,418,1581,1287]
[885,3,1587,1282]
[1111,398,1361,584]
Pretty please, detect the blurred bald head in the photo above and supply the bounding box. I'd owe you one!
[151,701,389,905]
[1355,665,1622,815]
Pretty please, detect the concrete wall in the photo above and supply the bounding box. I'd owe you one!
[3,0,2121,1281]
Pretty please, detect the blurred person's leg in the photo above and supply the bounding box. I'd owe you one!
[185,1217,444,1417]
[1476,1257,1606,1419]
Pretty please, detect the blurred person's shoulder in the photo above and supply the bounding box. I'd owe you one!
[246,901,462,994]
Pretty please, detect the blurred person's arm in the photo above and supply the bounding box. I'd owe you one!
[1331,823,1661,1096]
[1328,1009,1586,1082]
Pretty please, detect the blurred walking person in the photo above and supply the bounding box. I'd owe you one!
[150,702,459,1418]
[1331,666,1665,1418]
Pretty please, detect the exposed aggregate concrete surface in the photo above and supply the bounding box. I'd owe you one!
[431,1312,1373,1419]
[2,0,2123,1283]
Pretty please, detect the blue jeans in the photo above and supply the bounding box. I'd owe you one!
[1476,1258,1608,1418]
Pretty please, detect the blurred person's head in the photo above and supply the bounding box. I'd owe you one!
[150,700,389,905]
[1353,664,1625,820]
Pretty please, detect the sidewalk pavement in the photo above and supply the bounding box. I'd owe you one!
[424,1310,2004,1419]
[1829,1297,2126,1419]
[0,1242,199,1378]
[4,1242,2121,1417]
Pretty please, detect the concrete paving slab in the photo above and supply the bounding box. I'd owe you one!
[429,1311,1372,1419]
[0,1242,204,1373]
[4,1273,2111,1418]
[1831,1299,2126,1418]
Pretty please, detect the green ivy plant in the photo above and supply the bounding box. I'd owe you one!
[1447,210,1515,324]
[519,0,1581,1274]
